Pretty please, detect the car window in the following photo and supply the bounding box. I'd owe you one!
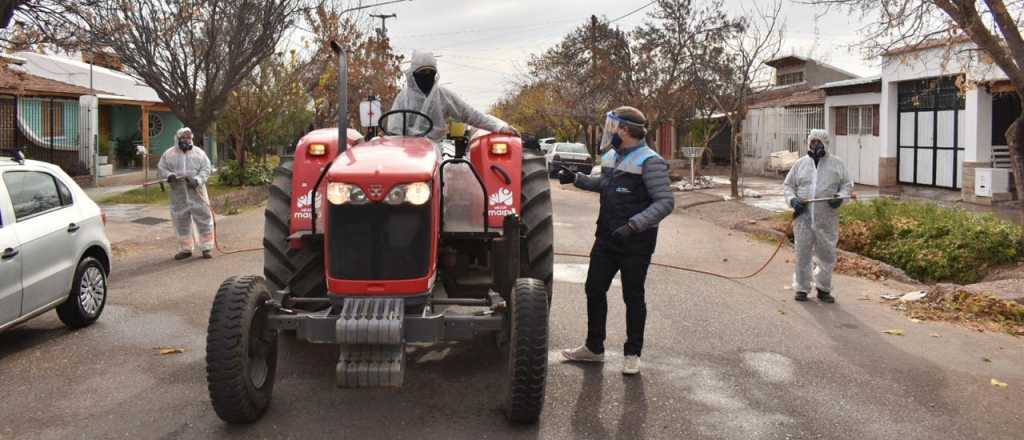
[56,178,74,206]
[557,144,588,154]
[3,171,64,221]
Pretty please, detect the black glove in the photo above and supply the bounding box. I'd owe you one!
[828,196,843,209]
[166,174,178,183]
[790,198,806,218]
[612,223,635,240]
[185,177,199,188]
[555,166,577,185]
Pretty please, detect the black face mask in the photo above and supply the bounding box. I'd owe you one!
[414,68,436,95]
[178,140,193,151]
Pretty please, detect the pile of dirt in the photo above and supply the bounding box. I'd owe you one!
[892,284,1024,336]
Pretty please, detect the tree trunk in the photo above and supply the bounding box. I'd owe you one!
[1006,112,1024,224]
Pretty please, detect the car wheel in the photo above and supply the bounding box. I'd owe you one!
[56,256,107,328]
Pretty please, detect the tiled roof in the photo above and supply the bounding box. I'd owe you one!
[0,68,93,96]
[748,84,826,109]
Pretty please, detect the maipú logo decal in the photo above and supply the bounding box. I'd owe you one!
[488,187,516,216]
[294,190,323,219]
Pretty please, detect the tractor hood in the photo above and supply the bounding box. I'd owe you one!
[327,136,438,184]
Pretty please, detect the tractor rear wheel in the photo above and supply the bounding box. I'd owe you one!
[206,275,278,424]
[263,157,327,301]
[504,278,549,423]
[520,152,554,302]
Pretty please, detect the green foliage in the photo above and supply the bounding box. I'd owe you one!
[114,132,141,167]
[214,159,273,187]
[839,199,1023,284]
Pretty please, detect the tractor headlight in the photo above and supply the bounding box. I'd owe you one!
[326,182,350,205]
[405,182,431,205]
[326,182,370,205]
[384,185,407,205]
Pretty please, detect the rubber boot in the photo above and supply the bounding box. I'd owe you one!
[174,251,192,260]
[817,288,835,303]
[794,291,809,302]
[202,250,213,259]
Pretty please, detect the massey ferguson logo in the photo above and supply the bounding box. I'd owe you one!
[368,184,384,198]
[488,187,516,217]
[294,190,322,220]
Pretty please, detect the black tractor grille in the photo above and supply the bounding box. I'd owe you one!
[328,203,432,280]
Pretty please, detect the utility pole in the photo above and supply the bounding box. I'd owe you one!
[370,13,397,39]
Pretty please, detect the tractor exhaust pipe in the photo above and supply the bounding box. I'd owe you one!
[330,40,349,154]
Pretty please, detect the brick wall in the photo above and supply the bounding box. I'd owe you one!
[878,157,900,194]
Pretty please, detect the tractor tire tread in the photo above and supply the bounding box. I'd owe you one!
[505,278,549,423]
[263,159,326,300]
[206,275,277,424]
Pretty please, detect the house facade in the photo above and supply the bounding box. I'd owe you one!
[822,77,882,186]
[3,51,189,181]
[877,40,1018,203]
[742,56,859,174]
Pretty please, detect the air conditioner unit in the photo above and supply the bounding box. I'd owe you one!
[975,168,1010,197]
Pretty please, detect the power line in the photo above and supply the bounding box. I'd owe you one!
[609,1,656,23]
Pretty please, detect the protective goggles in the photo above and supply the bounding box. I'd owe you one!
[599,111,647,151]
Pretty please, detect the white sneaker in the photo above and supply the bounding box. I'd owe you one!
[622,355,641,375]
[561,345,605,363]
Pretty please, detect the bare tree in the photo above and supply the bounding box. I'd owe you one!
[806,0,1024,221]
[6,0,304,141]
[710,0,785,197]
[633,0,742,168]
[529,15,633,153]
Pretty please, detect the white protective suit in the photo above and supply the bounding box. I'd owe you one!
[783,129,853,293]
[388,51,508,142]
[157,127,214,253]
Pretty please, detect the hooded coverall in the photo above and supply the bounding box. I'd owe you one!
[389,51,507,142]
[783,133,854,294]
[157,145,214,253]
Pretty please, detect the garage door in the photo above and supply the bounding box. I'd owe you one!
[897,78,965,189]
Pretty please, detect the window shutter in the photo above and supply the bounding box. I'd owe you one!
[872,104,880,136]
[835,107,848,136]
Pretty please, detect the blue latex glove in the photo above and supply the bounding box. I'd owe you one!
[790,198,806,218]
[828,196,843,209]
[612,223,635,240]
[555,166,577,185]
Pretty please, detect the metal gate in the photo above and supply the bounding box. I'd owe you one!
[897,78,965,189]
[0,95,85,174]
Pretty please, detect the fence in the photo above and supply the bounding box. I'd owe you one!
[0,95,87,175]
[742,105,825,161]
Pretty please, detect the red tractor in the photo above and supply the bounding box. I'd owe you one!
[205,43,554,424]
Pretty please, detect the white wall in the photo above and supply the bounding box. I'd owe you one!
[963,87,993,163]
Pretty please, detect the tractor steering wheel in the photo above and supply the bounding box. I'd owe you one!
[378,109,435,137]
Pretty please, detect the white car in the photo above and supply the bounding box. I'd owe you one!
[0,157,112,332]
[544,142,594,176]
[538,138,557,153]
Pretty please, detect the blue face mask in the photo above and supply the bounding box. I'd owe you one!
[610,133,623,149]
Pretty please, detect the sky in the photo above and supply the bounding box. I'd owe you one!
[286,0,878,111]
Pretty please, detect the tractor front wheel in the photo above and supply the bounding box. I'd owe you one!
[206,276,278,424]
[504,278,549,424]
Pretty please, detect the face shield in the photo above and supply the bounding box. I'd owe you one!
[598,111,646,152]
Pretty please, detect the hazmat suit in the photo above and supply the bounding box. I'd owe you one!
[783,129,853,298]
[389,51,515,142]
[157,127,215,259]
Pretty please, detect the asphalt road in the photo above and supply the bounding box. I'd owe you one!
[1,184,1022,439]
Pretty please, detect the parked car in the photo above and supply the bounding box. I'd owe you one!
[545,142,593,176]
[538,137,557,153]
[0,157,111,332]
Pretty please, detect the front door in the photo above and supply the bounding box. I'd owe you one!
[3,170,77,314]
[0,219,22,326]
[897,78,965,189]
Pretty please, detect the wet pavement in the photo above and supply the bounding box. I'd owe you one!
[1,184,1022,439]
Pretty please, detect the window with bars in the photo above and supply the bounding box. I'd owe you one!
[777,71,804,86]
[835,106,877,136]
